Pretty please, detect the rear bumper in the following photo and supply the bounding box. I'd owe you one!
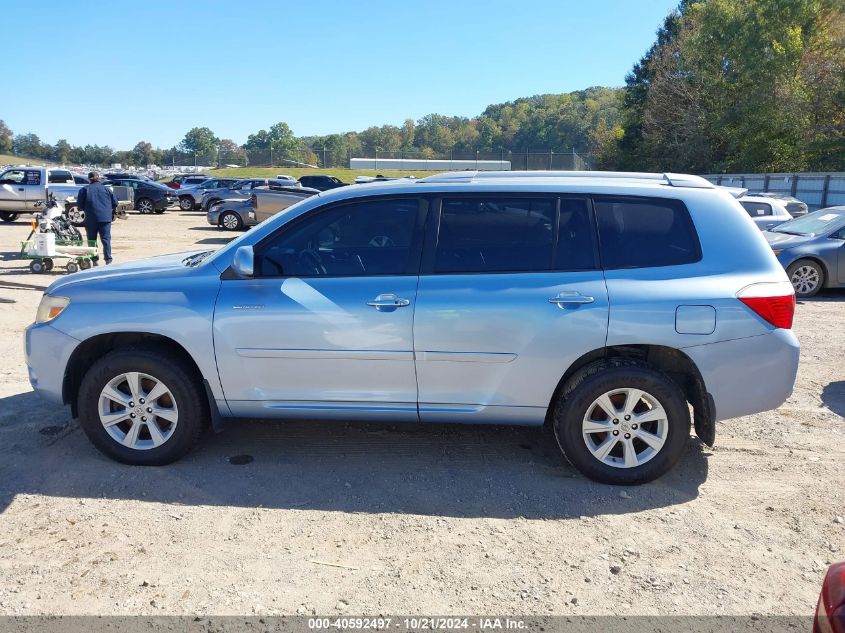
[682,329,799,422]
[25,323,80,406]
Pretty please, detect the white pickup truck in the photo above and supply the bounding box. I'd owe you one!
[0,166,81,223]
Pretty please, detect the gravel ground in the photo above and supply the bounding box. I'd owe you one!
[0,208,842,616]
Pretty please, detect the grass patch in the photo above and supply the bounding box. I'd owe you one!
[0,153,55,166]
[208,167,439,181]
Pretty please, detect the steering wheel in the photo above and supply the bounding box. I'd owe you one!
[298,248,326,275]
[369,235,394,247]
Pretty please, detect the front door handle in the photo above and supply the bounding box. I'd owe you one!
[549,291,595,307]
[367,293,411,311]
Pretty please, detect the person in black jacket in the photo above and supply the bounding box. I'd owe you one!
[76,171,118,265]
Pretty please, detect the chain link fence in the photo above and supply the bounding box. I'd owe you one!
[161,148,590,171]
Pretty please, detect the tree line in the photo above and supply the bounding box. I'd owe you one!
[2,0,842,173]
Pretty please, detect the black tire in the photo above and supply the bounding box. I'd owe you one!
[78,258,92,270]
[29,259,46,274]
[219,211,243,231]
[136,197,154,214]
[205,198,221,211]
[66,205,85,226]
[77,347,208,465]
[66,261,79,273]
[43,258,54,271]
[179,196,193,211]
[552,360,690,485]
[786,258,824,298]
[1,211,19,223]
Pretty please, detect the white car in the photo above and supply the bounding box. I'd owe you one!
[738,195,794,230]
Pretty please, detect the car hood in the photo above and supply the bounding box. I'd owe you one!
[45,251,208,295]
[763,231,815,248]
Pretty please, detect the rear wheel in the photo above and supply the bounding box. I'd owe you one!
[66,261,79,274]
[552,362,690,485]
[220,211,243,231]
[179,196,193,211]
[205,198,221,211]
[29,259,46,273]
[787,259,824,298]
[136,198,154,214]
[1,211,20,222]
[77,348,208,465]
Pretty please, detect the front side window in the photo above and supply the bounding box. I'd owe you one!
[435,197,556,273]
[256,198,421,277]
[740,201,773,217]
[594,196,700,269]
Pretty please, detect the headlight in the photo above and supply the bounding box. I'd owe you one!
[36,295,70,323]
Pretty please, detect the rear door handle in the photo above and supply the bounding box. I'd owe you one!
[549,291,595,306]
[367,293,411,311]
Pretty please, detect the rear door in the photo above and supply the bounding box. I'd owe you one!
[413,195,609,424]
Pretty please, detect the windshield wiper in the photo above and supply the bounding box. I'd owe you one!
[182,251,213,267]
[774,229,808,236]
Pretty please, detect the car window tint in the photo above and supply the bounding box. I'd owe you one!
[555,198,597,270]
[435,198,555,273]
[257,199,420,277]
[48,171,73,184]
[594,197,700,269]
[740,201,773,217]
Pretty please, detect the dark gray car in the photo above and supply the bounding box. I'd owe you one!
[765,206,845,297]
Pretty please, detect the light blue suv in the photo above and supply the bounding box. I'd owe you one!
[25,171,800,484]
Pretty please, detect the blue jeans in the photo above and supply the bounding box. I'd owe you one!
[84,221,112,262]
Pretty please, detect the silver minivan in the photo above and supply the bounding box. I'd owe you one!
[25,171,799,484]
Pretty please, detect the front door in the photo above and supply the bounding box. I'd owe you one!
[213,196,427,420]
[413,195,609,425]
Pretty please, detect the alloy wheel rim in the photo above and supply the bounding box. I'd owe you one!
[180,198,192,210]
[139,200,152,213]
[98,372,179,450]
[68,207,83,223]
[582,388,668,469]
[791,265,819,295]
[222,214,238,229]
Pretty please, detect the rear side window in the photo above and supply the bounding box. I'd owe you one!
[48,171,73,184]
[740,201,773,217]
[435,198,555,273]
[594,197,700,269]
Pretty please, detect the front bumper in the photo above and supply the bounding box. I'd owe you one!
[683,328,800,422]
[25,322,80,405]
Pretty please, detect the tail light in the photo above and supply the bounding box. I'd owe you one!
[814,561,845,633]
[250,194,257,208]
[737,281,795,329]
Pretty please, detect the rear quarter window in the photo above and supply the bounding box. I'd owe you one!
[594,196,701,269]
[740,201,773,217]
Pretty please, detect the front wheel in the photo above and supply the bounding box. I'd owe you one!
[66,205,85,226]
[179,197,193,211]
[220,211,243,231]
[552,362,690,485]
[1,212,20,222]
[136,198,154,214]
[787,259,824,298]
[77,348,208,465]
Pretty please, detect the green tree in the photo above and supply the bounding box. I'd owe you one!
[0,120,12,154]
[132,141,155,166]
[13,133,45,158]
[52,139,72,163]
[180,127,218,157]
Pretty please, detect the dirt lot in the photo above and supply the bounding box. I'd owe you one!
[0,208,842,617]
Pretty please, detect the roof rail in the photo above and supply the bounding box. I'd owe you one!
[416,170,714,189]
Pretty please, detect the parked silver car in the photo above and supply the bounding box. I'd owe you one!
[177,178,240,210]
[200,179,292,211]
[206,199,256,231]
[738,195,794,230]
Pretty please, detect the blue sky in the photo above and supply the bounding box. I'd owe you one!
[2,0,678,150]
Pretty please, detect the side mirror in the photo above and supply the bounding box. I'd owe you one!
[231,245,254,278]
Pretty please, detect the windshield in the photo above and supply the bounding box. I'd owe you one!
[772,208,845,236]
